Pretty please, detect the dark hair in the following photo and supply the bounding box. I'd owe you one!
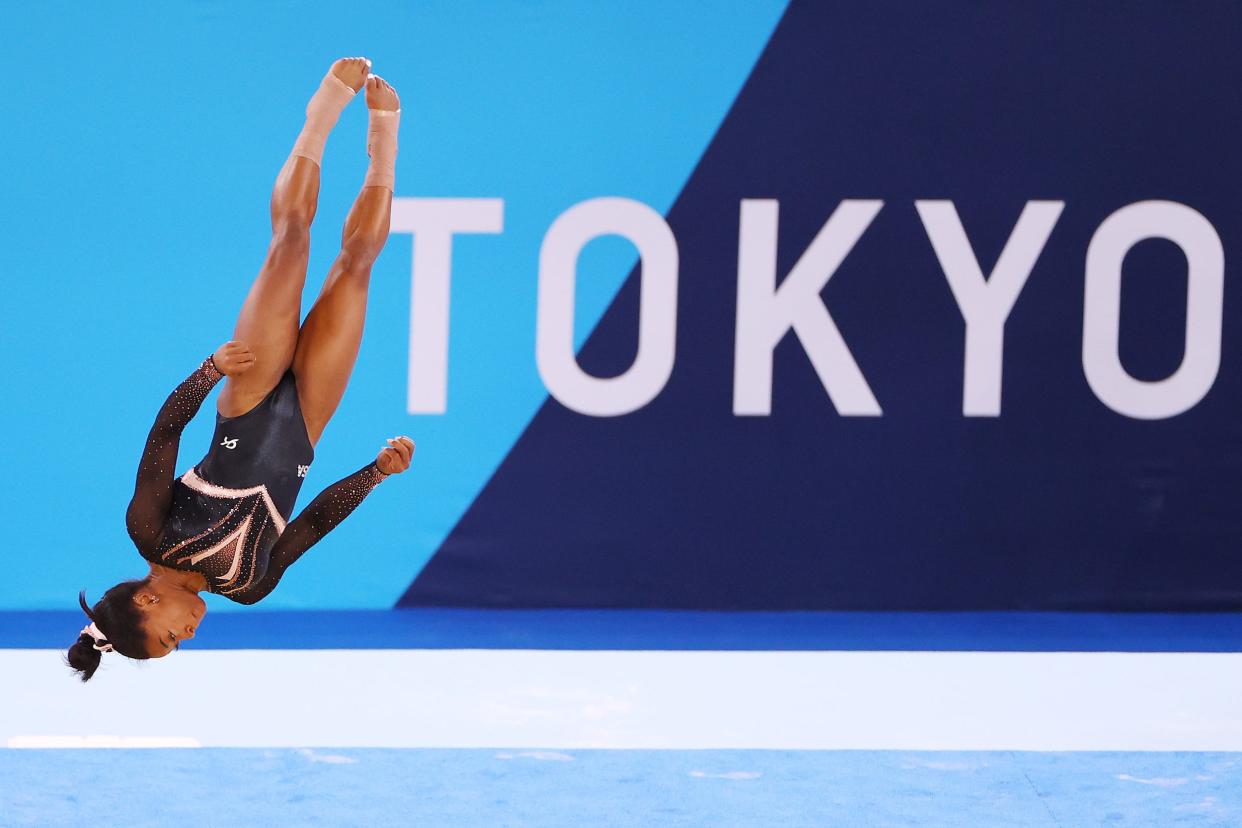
[67,580,153,681]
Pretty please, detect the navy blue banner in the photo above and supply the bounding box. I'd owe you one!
[404,1,1242,610]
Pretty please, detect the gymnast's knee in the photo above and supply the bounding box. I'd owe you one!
[269,222,311,259]
[338,235,384,273]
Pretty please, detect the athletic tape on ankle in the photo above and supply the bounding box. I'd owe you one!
[363,108,400,190]
[291,73,357,164]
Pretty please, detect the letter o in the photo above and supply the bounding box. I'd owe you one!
[1083,200,1224,419]
[536,198,678,416]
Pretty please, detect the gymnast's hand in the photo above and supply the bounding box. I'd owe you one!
[377,436,415,475]
[212,341,257,376]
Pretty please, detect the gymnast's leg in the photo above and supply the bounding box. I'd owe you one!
[218,57,370,417]
[292,75,400,445]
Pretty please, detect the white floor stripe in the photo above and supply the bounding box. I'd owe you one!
[7,736,202,748]
[5,649,1242,750]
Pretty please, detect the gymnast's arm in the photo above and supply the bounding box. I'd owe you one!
[227,460,395,605]
[124,342,255,554]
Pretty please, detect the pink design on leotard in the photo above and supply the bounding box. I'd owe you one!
[179,468,287,534]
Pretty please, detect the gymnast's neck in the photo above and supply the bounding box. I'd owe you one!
[146,563,209,594]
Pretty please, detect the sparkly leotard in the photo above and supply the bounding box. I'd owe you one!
[125,357,387,604]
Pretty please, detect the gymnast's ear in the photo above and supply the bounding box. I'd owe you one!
[132,591,160,608]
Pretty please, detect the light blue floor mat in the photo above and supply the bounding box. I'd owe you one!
[2,750,1238,827]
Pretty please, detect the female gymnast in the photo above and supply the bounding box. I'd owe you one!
[68,58,410,681]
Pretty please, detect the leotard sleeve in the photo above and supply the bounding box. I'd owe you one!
[227,462,388,605]
[125,357,224,555]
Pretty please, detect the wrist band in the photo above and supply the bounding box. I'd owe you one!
[204,355,225,382]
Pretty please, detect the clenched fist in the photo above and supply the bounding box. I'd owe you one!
[376,436,415,475]
[212,341,256,377]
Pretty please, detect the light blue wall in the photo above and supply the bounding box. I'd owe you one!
[0,2,787,609]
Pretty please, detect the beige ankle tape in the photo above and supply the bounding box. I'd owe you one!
[363,108,400,190]
[291,73,357,164]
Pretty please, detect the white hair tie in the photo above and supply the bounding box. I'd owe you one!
[80,622,114,653]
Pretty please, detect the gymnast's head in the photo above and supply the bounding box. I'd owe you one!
[68,577,206,680]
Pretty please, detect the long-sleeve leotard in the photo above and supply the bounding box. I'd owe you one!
[226,461,387,604]
[125,357,226,553]
[125,358,386,604]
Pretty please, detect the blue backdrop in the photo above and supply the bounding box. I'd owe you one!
[4,1,1238,612]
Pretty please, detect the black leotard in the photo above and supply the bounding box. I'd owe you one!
[125,357,387,604]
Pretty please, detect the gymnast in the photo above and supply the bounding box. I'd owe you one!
[68,58,410,681]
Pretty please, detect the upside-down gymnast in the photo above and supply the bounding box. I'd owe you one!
[68,58,411,681]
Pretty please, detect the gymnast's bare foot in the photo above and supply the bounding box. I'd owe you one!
[365,75,400,111]
[331,57,370,94]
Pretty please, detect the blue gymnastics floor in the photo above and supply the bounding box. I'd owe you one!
[7,612,1241,824]
[8,609,1242,651]
[3,749,1239,827]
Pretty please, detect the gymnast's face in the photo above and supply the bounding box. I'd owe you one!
[134,586,206,658]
